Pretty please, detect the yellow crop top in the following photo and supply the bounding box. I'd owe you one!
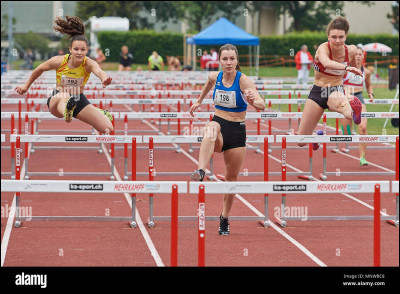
[56,54,90,88]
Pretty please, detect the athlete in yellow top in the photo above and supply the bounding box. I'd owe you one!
[15,16,113,134]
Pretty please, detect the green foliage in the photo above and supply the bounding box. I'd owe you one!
[97,30,399,66]
[14,31,51,56]
[97,30,184,64]
[76,1,153,30]
[258,31,399,60]
[387,1,399,32]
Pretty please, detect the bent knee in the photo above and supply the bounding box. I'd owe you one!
[329,96,348,109]
[358,125,367,134]
[203,121,220,138]
[98,122,114,134]
[104,125,114,135]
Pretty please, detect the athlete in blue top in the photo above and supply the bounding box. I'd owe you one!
[189,44,265,235]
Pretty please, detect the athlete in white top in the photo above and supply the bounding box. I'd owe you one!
[341,46,374,165]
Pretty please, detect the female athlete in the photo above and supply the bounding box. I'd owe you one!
[189,44,265,235]
[15,16,113,134]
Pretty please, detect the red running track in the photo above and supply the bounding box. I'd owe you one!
[1,101,398,267]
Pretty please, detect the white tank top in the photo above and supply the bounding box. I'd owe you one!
[343,67,365,87]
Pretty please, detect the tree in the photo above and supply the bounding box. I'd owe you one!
[267,1,373,32]
[1,14,16,38]
[76,1,154,30]
[387,1,399,33]
[142,1,245,32]
[14,31,51,57]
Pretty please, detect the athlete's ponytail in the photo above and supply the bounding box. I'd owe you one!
[53,15,88,46]
[218,44,241,72]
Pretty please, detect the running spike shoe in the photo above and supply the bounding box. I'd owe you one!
[349,96,362,125]
[98,108,113,122]
[219,214,230,236]
[64,96,78,123]
[360,155,369,166]
[312,129,324,151]
[191,169,205,181]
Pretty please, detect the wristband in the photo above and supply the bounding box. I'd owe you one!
[344,65,349,71]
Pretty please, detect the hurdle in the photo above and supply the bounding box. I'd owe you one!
[1,180,186,235]
[275,134,399,180]
[9,135,141,180]
[189,181,391,266]
[277,135,398,225]
[141,135,272,228]
[321,135,399,180]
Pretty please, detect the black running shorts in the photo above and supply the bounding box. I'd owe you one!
[211,115,246,152]
[307,84,345,110]
[353,91,365,105]
[47,89,91,118]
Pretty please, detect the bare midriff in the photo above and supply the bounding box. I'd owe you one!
[215,108,246,122]
[55,85,85,95]
[313,71,343,88]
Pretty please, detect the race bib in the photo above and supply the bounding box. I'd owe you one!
[347,72,363,85]
[214,89,236,108]
[61,76,84,87]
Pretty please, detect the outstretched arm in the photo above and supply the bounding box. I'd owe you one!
[15,56,62,94]
[86,58,112,88]
[189,71,218,116]
[364,68,374,102]
[317,43,362,76]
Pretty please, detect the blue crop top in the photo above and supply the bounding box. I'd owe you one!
[212,71,248,113]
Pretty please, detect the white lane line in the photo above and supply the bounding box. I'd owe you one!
[1,196,16,267]
[335,151,395,173]
[129,106,327,267]
[1,137,32,266]
[99,134,165,267]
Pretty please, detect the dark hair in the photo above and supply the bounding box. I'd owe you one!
[53,16,88,46]
[326,16,350,35]
[218,44,241,71]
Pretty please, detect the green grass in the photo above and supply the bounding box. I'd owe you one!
[12,60,390,79]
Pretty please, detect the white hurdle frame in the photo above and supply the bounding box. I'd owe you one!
[189,181,394,228]
[276,135,399,179]
[141,135,273,228]
[1,180,186,229]
[9,135,142,180]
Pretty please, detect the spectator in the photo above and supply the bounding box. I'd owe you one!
[295,45,313,86]
[118,45,133,71]
[148,51,164,71]
[209,48,219,71]
[200,50,212,71]
[20,49,35,70]
[167,55,181,71]
[95,48,106,68]
[182,65,193,71]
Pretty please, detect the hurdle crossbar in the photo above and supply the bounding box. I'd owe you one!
[9,135,141,181]
[141,136,272,228]
[1,179,186,229]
